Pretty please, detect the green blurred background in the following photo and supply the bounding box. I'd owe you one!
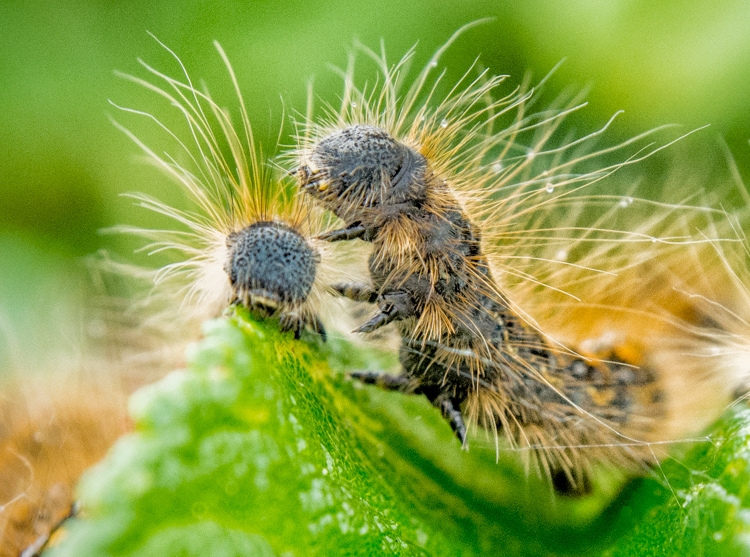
[1,0,749,374]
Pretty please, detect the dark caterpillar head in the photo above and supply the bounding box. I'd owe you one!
[298,124,427,222]
[224,221,320,316]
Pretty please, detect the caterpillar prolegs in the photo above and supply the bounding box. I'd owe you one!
[292,36,747,493]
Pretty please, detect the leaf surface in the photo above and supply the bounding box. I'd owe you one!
[47,311,750,556]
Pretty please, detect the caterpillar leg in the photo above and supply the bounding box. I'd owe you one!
[279,312,304,339]
[430,393,468,446]
[278,312,327,341]
[334,284,414,332]
[308,314,327,342]
[354,290,415,333]
[333,283,379,303]
[350,370,412,390]
[351,371,467,445]
[317,224,376,242]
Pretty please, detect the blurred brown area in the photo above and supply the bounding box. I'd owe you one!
[0,380,130,557]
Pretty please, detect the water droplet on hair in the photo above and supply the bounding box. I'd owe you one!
[545,182,554,193]
[526,150,536,161]
[429,60,438,68]
[440,119,448,128]
[555,249,568,261]
[351,101,357,108]
[491,162,503,174]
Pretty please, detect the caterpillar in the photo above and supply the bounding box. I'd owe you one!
[5,39,365,556]
[291,26,747,493]
[107,37,352,341]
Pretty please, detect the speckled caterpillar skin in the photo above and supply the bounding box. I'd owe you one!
[224,221,325,339]
[298,124,667,490]
[226,223,318,307]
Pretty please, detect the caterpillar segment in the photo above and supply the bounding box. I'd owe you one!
[292,36,745,492]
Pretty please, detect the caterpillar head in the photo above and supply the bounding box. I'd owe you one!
[298,124,427,222]
[225,221,320,317]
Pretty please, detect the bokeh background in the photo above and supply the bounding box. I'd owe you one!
[1,0,750,375]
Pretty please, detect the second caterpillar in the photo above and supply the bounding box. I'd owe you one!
[291,31,746,493]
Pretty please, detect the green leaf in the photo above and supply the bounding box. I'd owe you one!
[46,310,750,556]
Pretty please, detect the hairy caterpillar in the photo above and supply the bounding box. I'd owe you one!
[292,27,747,492]
[6,39,365,555]
[108,38,351,341]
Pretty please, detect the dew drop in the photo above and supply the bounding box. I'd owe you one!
[526,150,536,161]
[545,182,554,193]
[619,199,628,208]
[491,162,503,174]
[713,532,724,541]
[440,119,448,128]
[429,60,438,68]
[555,249,568,262]
[351,101,357,108]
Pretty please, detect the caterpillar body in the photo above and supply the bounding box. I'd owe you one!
[293,30,747,492]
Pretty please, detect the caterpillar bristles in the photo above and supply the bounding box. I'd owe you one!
[108,37,353,341]
[648,204,750,406]
[289,26,747,494]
